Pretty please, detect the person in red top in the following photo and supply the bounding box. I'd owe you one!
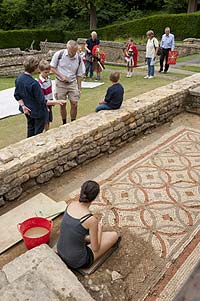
[123,38,138,78]
[92,45,105,80]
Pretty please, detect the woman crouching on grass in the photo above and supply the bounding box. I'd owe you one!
[57,180,119,269]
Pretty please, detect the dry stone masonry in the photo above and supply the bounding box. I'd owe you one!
[0,39,200,77]
[187,86,200,115]
[76,38,200,65]
[40,39,200,66]
[0,74,200,204]
[0,48,50,77]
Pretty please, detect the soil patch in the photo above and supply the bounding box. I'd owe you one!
[77,228,165,301]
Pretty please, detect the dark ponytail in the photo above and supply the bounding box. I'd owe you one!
[79,180,100,203]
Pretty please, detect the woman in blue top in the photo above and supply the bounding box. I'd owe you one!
[57,180,119,269]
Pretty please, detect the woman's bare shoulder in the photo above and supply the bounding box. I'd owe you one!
[67,201,89,218]
[85,215,98,227]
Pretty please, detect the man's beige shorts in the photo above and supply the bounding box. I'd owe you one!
[55,79,80,102]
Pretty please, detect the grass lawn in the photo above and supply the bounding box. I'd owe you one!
[177,54,200,63]
[0,77,16,91]
[158,71,190,78]
[179,65,200,73]
[0,71,175,149]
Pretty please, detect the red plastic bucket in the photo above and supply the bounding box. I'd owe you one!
[17,217,53,250]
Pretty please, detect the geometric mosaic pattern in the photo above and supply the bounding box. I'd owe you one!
[91,128,200,263]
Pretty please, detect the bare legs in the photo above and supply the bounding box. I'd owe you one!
[127,62,133,77]
[70,101,78,121]
[60,101,78,124]
[60,103,67,124]
[88,231,118,261]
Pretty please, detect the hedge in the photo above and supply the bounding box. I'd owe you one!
[0,12,200,49]
[64,11,200,41]
[0,29,65,49]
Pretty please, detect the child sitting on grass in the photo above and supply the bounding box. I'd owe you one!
[38,60,66,131]
[95,71,124,112]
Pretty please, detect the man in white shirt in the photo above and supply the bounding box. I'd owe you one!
[50,40,85,124]
[159,27,175,73]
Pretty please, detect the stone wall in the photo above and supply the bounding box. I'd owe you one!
[0,49,50,77]
[0,73,200,204]
[41,39,200,66]
[186,86,200,115]
[40,40,146,65]
[1,38,199,77]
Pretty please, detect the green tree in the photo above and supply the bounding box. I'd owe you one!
[0,0,27,29]
[25,0,53,27]
[55,0,106,29]
[164,0,188,13]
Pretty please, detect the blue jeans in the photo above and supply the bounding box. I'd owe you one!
[146,58,155,76]
[85,60,94,78]
[96,103,112,112]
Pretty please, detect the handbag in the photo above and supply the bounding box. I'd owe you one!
[167,50,178,65]
[157,47,162,56]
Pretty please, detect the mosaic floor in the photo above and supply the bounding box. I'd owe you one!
[69,127,200,300]
[91,127,200,263]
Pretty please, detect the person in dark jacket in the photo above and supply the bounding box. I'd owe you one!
[14,56,47,137]
[85,31,100,79]
[96,71,124,112]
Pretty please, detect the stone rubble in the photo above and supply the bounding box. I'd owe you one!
[111,271,123,281]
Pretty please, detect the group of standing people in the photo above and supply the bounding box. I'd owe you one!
[145,27,175,79]
[120,26,175,79]
[14,40,85,137]
[14,27,175,138]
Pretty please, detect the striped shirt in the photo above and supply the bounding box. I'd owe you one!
[38,75,53,101]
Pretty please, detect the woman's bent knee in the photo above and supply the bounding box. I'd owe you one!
[111,231,118,242]
[103,231,118,243]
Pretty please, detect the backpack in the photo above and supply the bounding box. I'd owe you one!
[153,39,162,56]
[56,49,82,74]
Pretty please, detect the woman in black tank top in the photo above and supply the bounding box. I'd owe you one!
[57,180,119,269]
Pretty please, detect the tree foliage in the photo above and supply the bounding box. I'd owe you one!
[0,0,199,31]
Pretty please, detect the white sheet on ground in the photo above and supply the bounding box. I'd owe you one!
[0,81,104,119]
[0,87,20,119]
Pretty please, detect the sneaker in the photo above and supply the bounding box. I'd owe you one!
[144,75,149,79]
[148,76,154,79]
[126,73,130,78]
[158,70,163,73]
